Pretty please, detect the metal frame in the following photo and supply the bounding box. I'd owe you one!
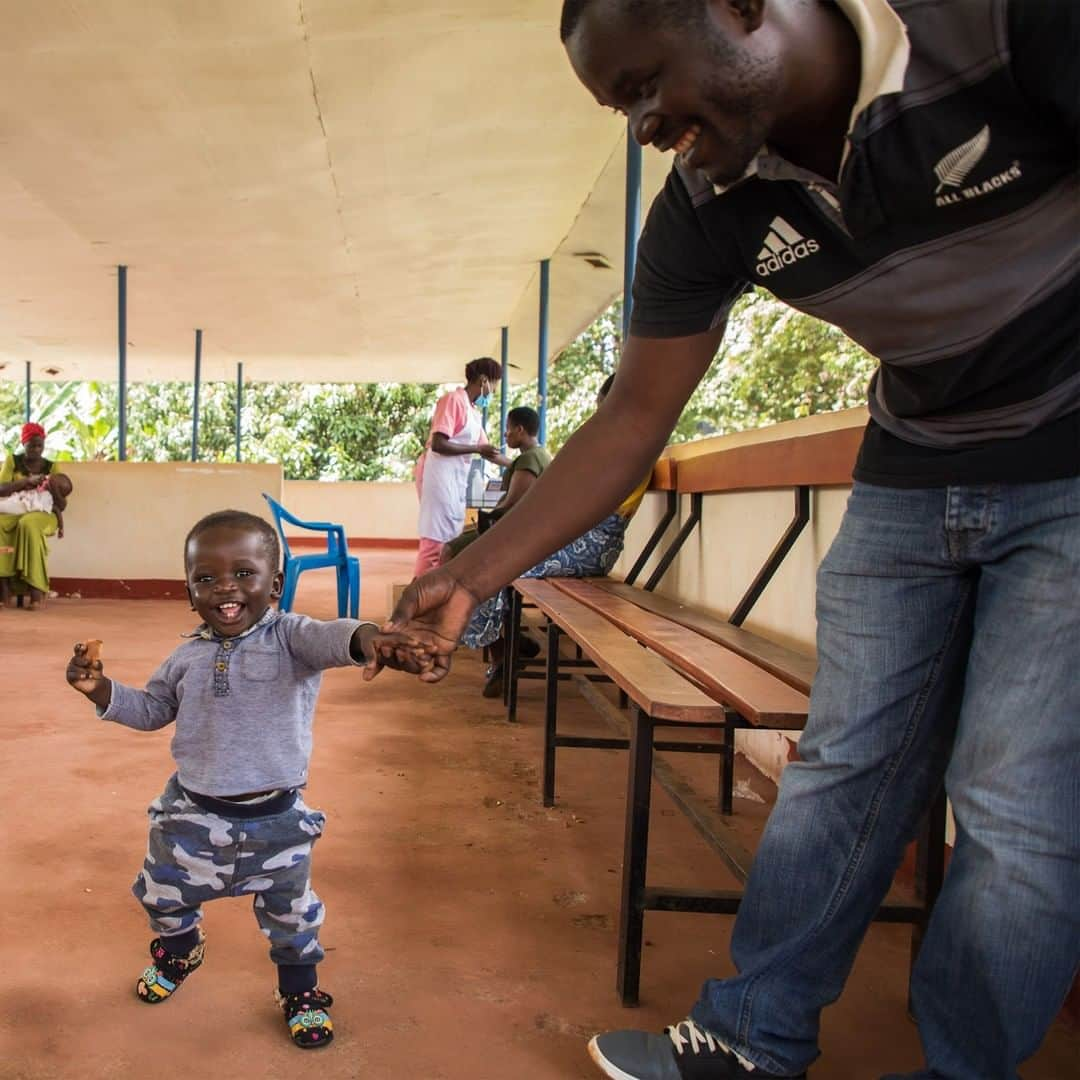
[623,489,678,587]
[729,485,811,626]
[24,361,31,424]
[499,325,509,453]
[191,328,202,462]
[234,362,243,462]
[643,491,702,591]
[537,259,550,445]
[117,264,128,461]
[622,126,642,338]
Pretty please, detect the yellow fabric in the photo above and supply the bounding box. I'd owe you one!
[616,472,652,520]
[0,453,59,593]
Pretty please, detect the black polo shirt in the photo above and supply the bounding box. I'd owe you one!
[630,0,1079,487]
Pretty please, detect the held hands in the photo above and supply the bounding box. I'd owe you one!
[352,625,438,682]
[66,642,111,707]
[378,567,482,684]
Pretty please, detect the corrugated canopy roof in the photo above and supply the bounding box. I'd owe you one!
[0,1,671,386]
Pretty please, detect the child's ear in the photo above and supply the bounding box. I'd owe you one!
[270,570,284,601]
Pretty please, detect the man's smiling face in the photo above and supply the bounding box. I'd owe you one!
[185,525,282,637]
[564,0,782,187]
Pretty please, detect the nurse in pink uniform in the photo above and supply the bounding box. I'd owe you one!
[414,357,501,577]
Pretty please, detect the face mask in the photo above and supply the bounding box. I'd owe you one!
[475,393,491,409]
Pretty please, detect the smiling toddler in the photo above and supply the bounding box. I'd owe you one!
[66,509,427,1048]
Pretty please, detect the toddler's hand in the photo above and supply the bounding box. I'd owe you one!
[352,626,436,682]
[66,642,110,705]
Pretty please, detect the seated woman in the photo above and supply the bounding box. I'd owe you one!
[442,406,551,563]
[0,423,71,610]
[462,376,651,696]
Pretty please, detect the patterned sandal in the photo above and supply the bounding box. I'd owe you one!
[276,987,334,1049]
[136,930,206,1004]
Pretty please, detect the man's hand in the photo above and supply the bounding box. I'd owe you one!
[66,642,111,707]
[351,625,435,681]
[382,568,482,683]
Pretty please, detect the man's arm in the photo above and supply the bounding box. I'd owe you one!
[384,328,724,679]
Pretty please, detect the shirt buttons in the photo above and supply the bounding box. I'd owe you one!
[222,641,232,650]
[216,661,227,672]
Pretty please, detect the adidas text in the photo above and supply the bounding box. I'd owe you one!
[757,239,819,278]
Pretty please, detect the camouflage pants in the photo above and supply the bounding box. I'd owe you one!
[132,775,326,968]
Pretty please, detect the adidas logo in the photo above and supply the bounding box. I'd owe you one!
[755,217,820,278]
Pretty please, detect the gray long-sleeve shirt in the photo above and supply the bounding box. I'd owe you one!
[99,610,367,796]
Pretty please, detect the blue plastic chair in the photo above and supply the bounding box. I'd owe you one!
[262,493,359,618]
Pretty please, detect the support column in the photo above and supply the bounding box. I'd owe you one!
[117,264,127,461]
[235,362,243,462]
[623,126,642,341]
[499,325,509,453]
[24,361,31,423]
[191,329,202,462]
[537,259,550,445]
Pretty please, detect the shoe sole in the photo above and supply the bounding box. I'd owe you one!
[587,1037,640,1080]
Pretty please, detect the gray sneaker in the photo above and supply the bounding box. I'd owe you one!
[587,1018,807,1079]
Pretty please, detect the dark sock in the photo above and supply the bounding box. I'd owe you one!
[159,927,201,957]
[278,963,318,994]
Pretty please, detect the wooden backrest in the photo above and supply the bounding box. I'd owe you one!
[551,578,809,727]
[513,579,727,724]
[594,580,816,695]
[675,425,863,495]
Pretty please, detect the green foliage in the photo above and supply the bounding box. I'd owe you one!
[495,289,875,451]
[0,288,875,478]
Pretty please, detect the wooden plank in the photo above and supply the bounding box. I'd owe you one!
[594,579,816,695]
[649,457,677,491]
[677,425,863,494]
[551,578,809,727]
[515,579,726,724]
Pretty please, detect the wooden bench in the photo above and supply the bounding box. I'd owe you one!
[496,422,949,1005]
[514,578,737,1004]
[511,577,944,1007]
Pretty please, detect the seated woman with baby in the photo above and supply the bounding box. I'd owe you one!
[0,422,72,610]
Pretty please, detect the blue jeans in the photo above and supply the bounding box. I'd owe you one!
[691,479,1080,1079]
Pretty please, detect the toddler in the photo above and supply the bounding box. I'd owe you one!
[67,508,428,1048]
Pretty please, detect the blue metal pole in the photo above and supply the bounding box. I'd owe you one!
[499,325,509,452]
[235,362,243,462]
[623,125,642,340]
[24,361,30,424]
[191,329,202,462]
[118,264,127,461]
[537,259,550,445]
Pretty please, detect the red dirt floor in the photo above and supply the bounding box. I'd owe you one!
[1,549,1075,1079]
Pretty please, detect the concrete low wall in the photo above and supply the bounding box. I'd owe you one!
[47,461,282,587]
[281,480,418,542]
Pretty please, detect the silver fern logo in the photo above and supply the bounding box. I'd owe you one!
[934,125,991,192]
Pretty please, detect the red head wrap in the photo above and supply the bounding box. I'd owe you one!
[20,422,46,445]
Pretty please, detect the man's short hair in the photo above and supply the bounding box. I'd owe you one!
[507,406,541,437]
[560,0,699,42]
[184,509,281,570]
[465,356,502,384]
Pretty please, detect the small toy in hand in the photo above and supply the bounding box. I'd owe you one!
[84,639,104,666]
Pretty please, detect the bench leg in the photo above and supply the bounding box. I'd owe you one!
[908,785,948,1013]
[507,589,523,722]
[542,623,562,807]
[720,712,736,816]
[617,706,655,1007]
